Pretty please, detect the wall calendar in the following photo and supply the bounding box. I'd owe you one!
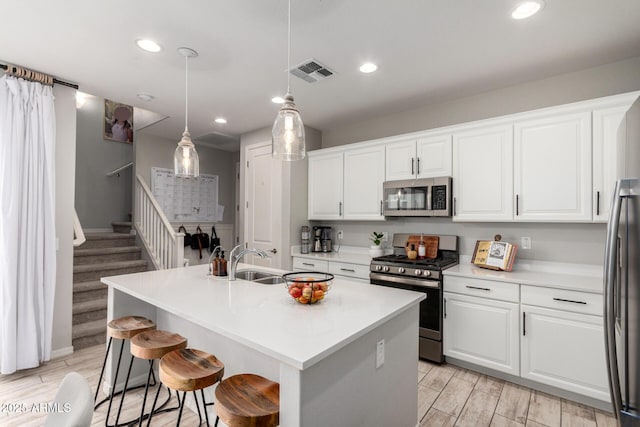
[151,167,219,222]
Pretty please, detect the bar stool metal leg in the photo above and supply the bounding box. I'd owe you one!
[137,360,155,427]
[104,339,125,426]
[176,391,187,426]
[113,354,135,427]
[95,337,113,403]
[193,391,203,426]
[201,388,211,427]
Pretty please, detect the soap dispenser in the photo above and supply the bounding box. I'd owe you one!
[219,251,228,276]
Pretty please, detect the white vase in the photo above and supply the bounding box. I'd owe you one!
[369,245,384,257]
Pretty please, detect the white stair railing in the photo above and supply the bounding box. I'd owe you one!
[135,174,184,270]
[73,209,86,247]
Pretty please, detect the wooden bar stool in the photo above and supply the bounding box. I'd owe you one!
[151,348,225,427]
[96,316,156,423]
[114,330,187,427]
[214,374,280,427]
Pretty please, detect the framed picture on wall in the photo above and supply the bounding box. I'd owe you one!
[104,99,134,143]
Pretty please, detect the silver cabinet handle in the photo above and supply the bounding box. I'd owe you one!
[339,201,342,216]
[523,312,526,336]
[596,191,600,216]
[552,297,586,305]
[411,157,415,175]
[380,200,383,216]
[453,197,457,216]
[466,285,491,292]
[302,262,315,266]
[340,268,355,273]
[516,194,520,216]
[416,157,420,175]
[444,298,447,318]
[269,248,277,254]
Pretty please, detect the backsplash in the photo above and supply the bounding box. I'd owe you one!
[311,218,606,266]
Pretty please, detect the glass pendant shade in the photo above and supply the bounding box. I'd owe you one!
[174,130,200,177]
[272,93,305,161]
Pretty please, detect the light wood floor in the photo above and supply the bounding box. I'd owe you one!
[0,344,618,426]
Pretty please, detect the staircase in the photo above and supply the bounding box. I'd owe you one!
[72,222,149,350]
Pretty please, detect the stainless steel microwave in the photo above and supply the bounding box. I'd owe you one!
[383,177,452,217]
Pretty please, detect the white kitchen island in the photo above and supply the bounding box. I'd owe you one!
[102,263,424,427]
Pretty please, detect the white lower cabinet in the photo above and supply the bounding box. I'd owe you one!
[443,290,520,376]
[292,257,369,281]
[521,300,609,401]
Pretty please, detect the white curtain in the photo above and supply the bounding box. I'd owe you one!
[0,74,56,374]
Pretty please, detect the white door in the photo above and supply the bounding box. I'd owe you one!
[521,305,609,401]
[514,112,592,222]
[452,125,513,222]
[308,152,344,220]
[443,292,520,375]
[343,145,385,220]
[245,143,281,268]
[385,139,416,181]
[416,135,452,178]
[593,106,627,222]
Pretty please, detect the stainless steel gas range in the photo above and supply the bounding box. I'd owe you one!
[370,234,458,363]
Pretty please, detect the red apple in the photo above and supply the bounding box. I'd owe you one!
[289,287,302,299]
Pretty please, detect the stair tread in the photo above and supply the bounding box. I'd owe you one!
[73,297,107,314]
[74,280,107,293]
[73,259,147,273]
[72,319,106,339]
[84,232,134,240]
[111,221,132,226]
[74,246,141,256]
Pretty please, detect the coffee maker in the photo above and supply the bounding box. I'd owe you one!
[312,226,333,252]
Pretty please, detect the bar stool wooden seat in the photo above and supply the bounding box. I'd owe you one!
[150,348,225,426]
[115,330,187,427]
[95,316,156,422]
[214,374,280,427]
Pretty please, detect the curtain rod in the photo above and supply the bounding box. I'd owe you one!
[0,63,79,89]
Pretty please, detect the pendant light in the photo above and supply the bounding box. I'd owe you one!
[174,47,200,177]
[272,0,305,161]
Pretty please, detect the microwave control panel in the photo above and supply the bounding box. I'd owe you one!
[432,185,447,210]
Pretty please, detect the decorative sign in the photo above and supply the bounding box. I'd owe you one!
[151,167,218,222]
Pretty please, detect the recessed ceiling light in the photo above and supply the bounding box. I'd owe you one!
[136,39,162,52]
[271,96,285,104]
[359,63,378,73]
[137,93,154,101]
[511,1,544,19]
[214,117,227,124]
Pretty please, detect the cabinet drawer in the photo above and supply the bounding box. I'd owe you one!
[328,261,370,280]
[521,285,602,316]
[292,257,329,272]
[444,276,519,303]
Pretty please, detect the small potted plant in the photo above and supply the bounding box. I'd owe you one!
[369,232,385,257]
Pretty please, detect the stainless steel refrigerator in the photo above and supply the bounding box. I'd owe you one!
[604,96,640,426]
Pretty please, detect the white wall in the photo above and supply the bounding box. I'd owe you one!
[52,85,77,356]
[311,56,640,266]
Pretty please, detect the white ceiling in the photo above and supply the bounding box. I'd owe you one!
[2,0,640,152]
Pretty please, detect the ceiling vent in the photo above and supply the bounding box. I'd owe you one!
[289,58,335,83]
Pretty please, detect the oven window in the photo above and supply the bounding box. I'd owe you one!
[370,278,441,333]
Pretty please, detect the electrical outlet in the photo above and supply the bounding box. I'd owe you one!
[376,339,385,368]
[381,232,389,242]
[337,230,344,240]
[521,236,531,250]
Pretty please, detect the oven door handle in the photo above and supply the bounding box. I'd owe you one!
[369,272,441,289]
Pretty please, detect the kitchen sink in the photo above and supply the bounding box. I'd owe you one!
[234,269,283,284]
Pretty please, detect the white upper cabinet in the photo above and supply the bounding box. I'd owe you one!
[452,125,514,222]
[343,145,385,220]
[593,105,628,222]
[514,112,592,222]
[385,134,452,181]
[308,151,343,220]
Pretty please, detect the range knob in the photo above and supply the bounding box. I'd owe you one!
[423,270,432,277]
[414,269,422,276]
[375,265,382,271]
[383,266,390,272]
[398,267,406,273]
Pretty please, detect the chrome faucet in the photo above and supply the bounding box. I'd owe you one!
[228,244,269,280]
[207,246,223,275]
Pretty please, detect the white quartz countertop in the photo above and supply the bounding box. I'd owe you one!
[444,261,604,294]
[291,246,375,266]
[102,263,424,370]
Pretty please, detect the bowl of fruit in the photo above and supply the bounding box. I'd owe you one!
[283,272,333,305]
